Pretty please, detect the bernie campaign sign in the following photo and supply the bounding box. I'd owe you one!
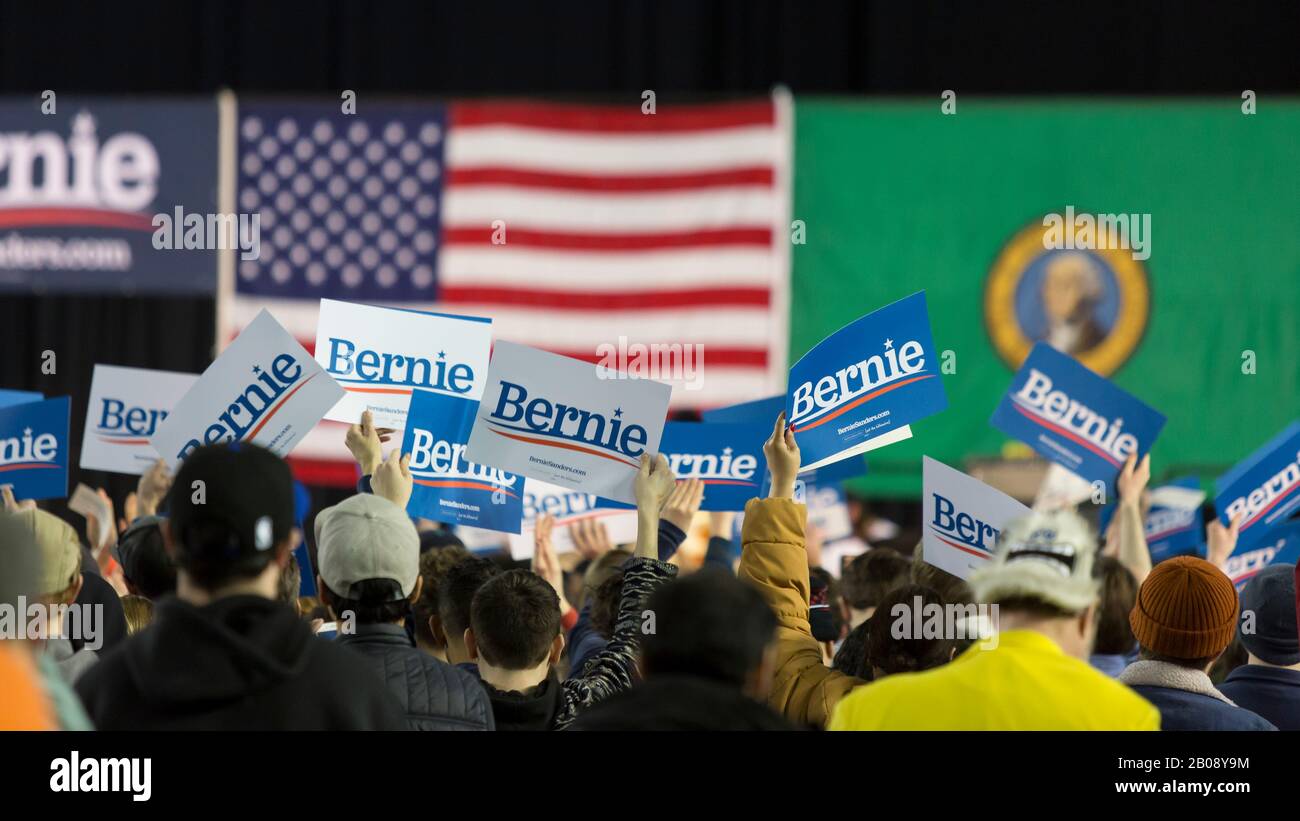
[0,99,220,295]
[80,365,198,475]
[787,291,947,472]
[649,421,768,511]
[466,341,672,505]
[923,456,1030,580]
[1214,421,1300,553]
[1224,519,1300,591]
[0,396,70,501]
[0,389,42,409]
[701,394,866,485]
[507,478,640,560]
[1098,475,1206,562]
[991,342,1166,494]
[314,299,493,430]
[401,389,523,534]
[151,310,345,466]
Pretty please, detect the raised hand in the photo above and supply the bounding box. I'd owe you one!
[569,517,613,560]
[660,477,705,533]
[371,449,413,510]
[763,412,801,499]
[136,459,174,517]
[344,410,396,476]
[1207,513,1242,572]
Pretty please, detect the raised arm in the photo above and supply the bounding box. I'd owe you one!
[554,454,679,729]
[1110,453,1153,584]
[735,413,863,727]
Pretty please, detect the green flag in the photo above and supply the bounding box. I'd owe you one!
[792,100,1300,496]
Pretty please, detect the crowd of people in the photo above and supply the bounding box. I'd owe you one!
[2,412,1298,731]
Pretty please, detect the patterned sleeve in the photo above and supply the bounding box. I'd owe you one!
[553,556,676,729]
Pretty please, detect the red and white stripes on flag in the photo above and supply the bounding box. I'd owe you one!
[218,93,792,486]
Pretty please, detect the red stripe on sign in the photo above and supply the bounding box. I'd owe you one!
[244,373,319,441]
[288,456,359,488]
[541,347,769,368]
[932,530,994,561]
[489,427,641,468]
[450,100,775,132]
[791,375,937,433]
[0,207,156,231]
[437,286,770,310]
[442,226,772,251]
[413,478,520,499]
[1011,403,1122,468]
[446,166,774,192]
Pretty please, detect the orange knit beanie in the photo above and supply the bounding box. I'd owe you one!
[1129,556,1238,660]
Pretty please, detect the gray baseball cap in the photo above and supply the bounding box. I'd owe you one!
[315,494,419,601]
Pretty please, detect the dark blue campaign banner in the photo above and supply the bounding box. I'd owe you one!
[0,389,42,409]
[990,342,1165,493]
[1214,421,1300,552]
[597,421,769,511]
[0,396,70,500]
[787,291,947,472]
[0,98,219,294]
[401,389,523,533]
[1098,475,1206,562]
[702,394,867,487]
[660,421,768,511]
[1225,519,1300,591]
[702,394,783,425]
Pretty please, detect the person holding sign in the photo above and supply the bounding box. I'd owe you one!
[76,443,407,731]
[737,413,1160,730]
[464,453,680,731]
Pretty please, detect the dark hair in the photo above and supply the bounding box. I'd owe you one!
[911,542,974,606]
[640,569,777,688]
[438,557,501,638]
[866,584,954,677]
[1092,556,1138,655]
[278,553,302,609]
[470,570,561,669]
[832,621,872,680]
[419,528,466,554]
[324,577,411,624]
[116,518,177,600]
[413,544,472,644]
[589,568,625,641]
[841,549,911,610]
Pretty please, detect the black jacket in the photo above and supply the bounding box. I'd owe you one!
[1218,665,1300,731]
[481,671,564,732]
[76,595,406,730]
[336,623,494,731]
[571,675,800,731]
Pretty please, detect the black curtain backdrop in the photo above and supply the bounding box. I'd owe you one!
[0,0,1296,523]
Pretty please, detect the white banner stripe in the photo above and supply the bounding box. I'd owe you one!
[437,247,777,289]
[226,297,776,351]
[441,186,778,232]
[449,305,776,349]
[445,126,781,174]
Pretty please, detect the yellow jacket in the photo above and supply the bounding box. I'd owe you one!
[737,497,863,727]
[829,629,1161,731]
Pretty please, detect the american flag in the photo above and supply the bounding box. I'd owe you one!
[220,96,791,485]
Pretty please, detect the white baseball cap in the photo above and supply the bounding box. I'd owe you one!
[969,509,1100,614]
[315,494,419,601]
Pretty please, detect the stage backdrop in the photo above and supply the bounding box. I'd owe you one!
[791,100,1300,497]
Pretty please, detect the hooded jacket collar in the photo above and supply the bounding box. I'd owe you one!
[1119,659,1236,705]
